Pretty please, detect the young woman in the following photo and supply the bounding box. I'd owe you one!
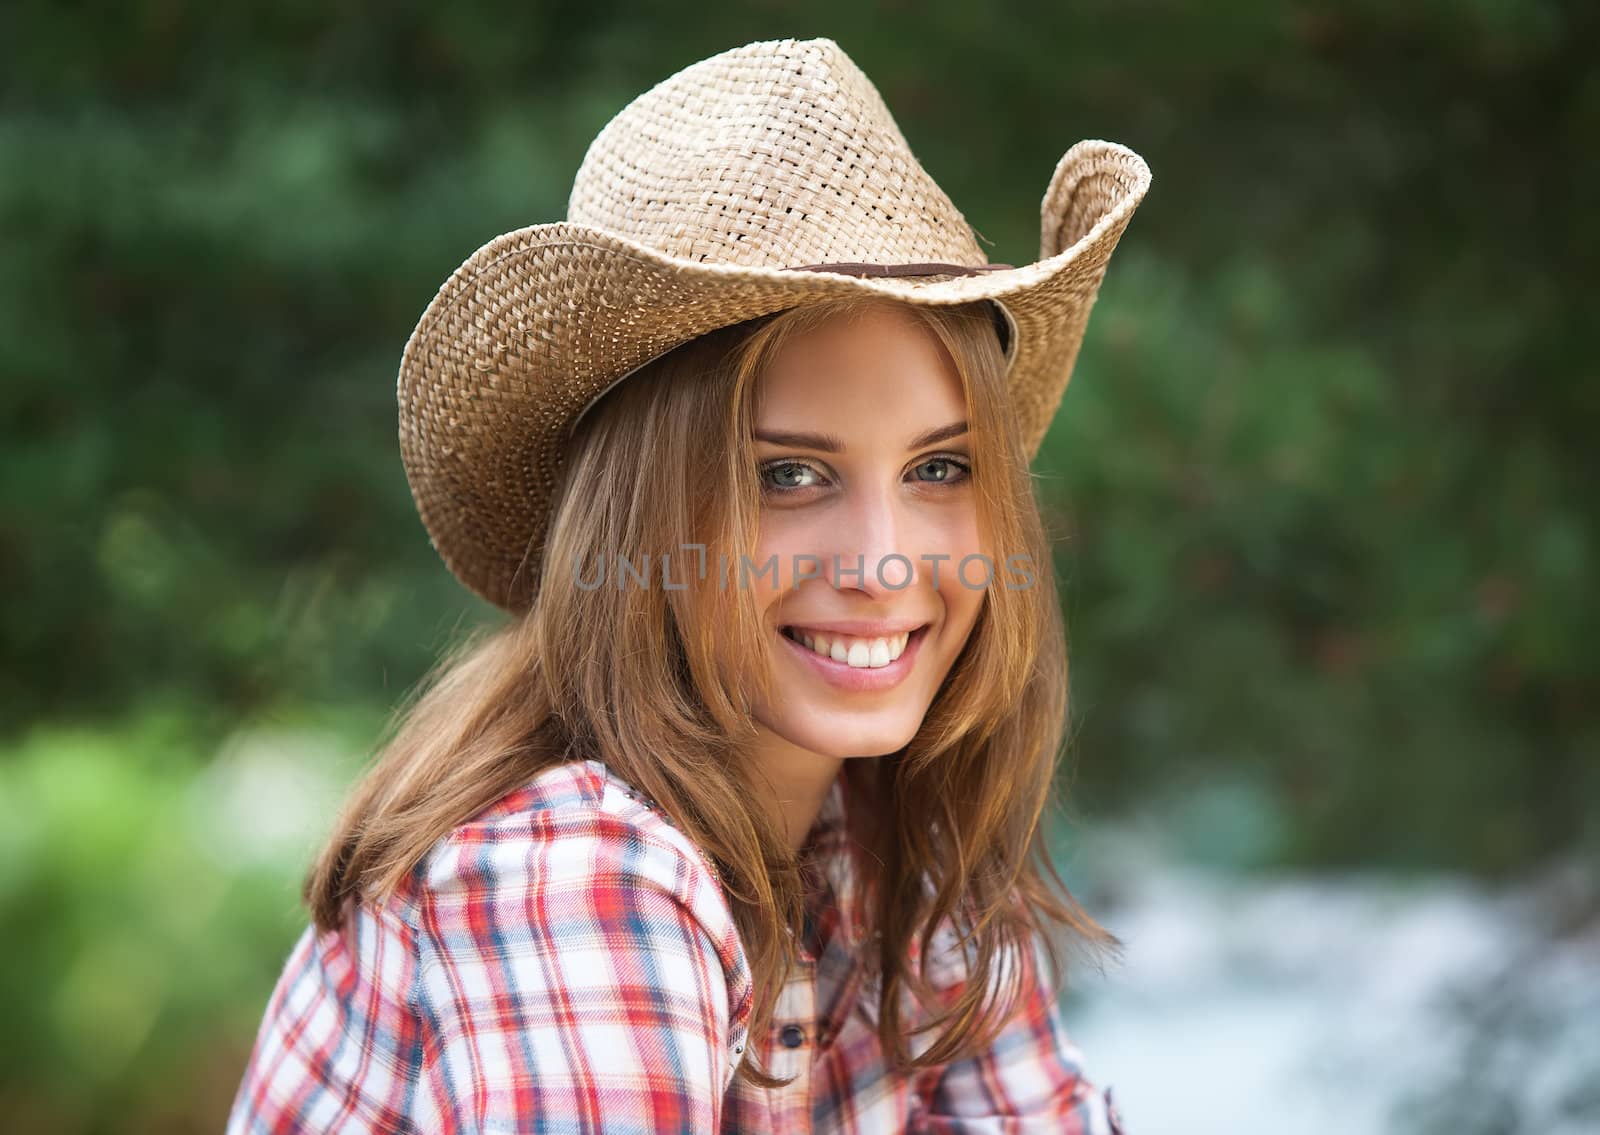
[226,36,1148,1135]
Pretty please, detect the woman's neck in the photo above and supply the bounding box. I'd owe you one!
[749,725,846,853]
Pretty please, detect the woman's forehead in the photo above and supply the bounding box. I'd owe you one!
[753,307,964,428]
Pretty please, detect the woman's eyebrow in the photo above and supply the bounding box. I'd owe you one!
[753,420,969,453]
[754,428,845,452]
[907,420,969,449]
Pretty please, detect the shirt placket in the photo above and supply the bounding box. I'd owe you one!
[764,945,818,1133]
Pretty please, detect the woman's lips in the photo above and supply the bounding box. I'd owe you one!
[776,623,930,692]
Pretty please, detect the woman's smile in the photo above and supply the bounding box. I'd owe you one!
[776,620,932,692]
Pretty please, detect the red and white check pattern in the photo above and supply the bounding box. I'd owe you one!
[226,758,1125,1133]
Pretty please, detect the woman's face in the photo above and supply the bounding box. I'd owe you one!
[746,303,987,761]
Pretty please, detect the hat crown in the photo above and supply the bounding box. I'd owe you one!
[566,38,986,270]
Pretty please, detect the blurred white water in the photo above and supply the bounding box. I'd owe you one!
[1058,817,1600,1135]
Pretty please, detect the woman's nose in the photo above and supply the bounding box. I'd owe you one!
[825,488,919,595]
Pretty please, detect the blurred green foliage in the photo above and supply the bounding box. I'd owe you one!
[0,704,377,1129]
[2,2,1598,1129]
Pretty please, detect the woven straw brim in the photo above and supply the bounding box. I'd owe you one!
[397,139,1151,613]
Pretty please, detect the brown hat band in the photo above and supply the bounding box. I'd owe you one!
[782,261,1016,278]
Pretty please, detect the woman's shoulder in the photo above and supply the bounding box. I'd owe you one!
[402,758,740,962]
[415,756,720,878]
[329,758,759,1116]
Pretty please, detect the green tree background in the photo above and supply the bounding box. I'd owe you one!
[2,2,1595,1131]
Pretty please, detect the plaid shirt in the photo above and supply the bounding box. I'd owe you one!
[227,758,1126,1133]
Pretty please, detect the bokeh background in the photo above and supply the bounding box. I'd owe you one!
[4,3,1596,1132]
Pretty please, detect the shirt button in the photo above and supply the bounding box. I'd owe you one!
[780,1024,806,1049]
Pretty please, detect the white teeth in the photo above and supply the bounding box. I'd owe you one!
[788,628,914,669]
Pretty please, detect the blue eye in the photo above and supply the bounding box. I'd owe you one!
[761,460,826,492]
[911,456,971,484]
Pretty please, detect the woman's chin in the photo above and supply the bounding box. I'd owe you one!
[775,714,921,761]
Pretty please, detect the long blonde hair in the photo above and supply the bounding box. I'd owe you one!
[303,293,1120,1088]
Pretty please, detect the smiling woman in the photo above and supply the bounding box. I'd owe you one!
[226,34,1146,1135]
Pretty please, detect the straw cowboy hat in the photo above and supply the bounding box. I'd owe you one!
[397,36,1151,613]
